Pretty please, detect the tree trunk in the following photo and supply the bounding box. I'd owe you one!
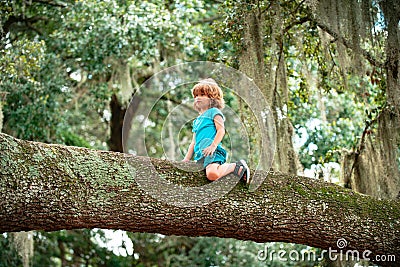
[0,92,5,133]
[109,93,124,152]
[380,0,400,110]
[0,102,3,133]
[109,93,141,152]
[378,0,400,198]
[0,133,399,266]
[9,232,34,267]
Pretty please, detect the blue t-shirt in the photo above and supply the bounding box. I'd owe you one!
[192,107,225,160]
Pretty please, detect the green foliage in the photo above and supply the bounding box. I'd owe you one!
[0,0,71,42]
[289,89,366,169]
[33,230,132,267]
[49,0,208,76]
[126,233,320,267]
[0,39,71,143]
[0,234,23,267]
[287,28,386,171]
[59,130,92,148]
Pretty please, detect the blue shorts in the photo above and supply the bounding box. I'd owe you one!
[196,146,227,168]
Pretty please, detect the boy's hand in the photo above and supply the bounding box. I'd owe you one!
[203,144,217,157]
[182,158,191,162]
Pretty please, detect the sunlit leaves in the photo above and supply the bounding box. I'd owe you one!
[50,0,207,76]
[0,39,71,142]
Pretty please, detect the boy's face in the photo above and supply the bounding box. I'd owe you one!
[194,94,211,112]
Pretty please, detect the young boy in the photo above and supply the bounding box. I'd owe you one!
[182,78,251,185]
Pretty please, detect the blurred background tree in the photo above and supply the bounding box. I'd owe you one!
[1,0,398,266]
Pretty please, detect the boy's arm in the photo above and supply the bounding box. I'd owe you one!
[182,134,195,162]
[202,115,225,157]
[211,115,225,146]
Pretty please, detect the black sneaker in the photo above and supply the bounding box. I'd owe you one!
[234,159,251,185]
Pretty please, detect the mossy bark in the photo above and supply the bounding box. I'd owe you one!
[0,133,399,265]
[238,8,300,174]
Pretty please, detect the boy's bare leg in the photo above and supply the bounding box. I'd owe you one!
[205,163,240,181]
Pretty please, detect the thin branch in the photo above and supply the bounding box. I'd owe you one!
[314,20,385,68]
[26,22,43,36]
[272,36,284,112]
[31,0,68,8]
[283,16,311,34]
[259,1,273,17]
[0,92,9,102]
[191,15,223,25]
[346,107,385,186]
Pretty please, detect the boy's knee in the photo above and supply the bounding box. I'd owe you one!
[206,169,219,181]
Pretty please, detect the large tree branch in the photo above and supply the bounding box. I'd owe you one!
[0,133,399,265]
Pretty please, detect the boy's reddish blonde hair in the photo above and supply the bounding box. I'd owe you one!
[192,78,225,110]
